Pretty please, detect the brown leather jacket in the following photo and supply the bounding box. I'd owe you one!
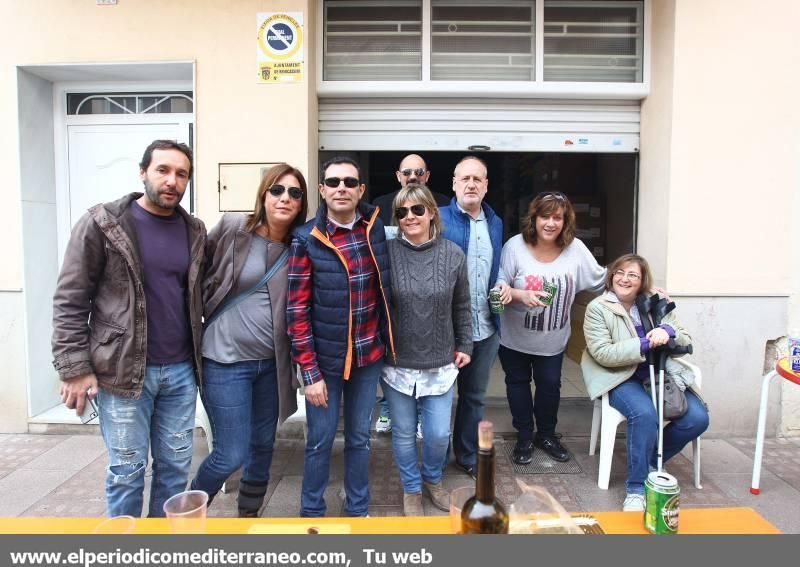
[51,193,206,399]
[203,213,298,424]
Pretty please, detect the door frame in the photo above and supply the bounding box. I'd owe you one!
[53,80,193,264]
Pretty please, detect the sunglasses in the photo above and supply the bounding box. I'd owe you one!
[536,191,568,200]
[323,176,360,188]
[269,184,303,200]
[399,168,426,177]
[395,204,427,219]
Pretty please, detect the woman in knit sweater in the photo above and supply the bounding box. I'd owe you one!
[382,183,473,517]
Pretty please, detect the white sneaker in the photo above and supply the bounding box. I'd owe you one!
[375,416,392,433]
[416,421,423,440]
[622,493,646,512]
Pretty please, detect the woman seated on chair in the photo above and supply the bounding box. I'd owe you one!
[580,253,708,512]
[191,163,308,516]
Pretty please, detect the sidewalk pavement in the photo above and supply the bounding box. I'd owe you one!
[2,405,800,533]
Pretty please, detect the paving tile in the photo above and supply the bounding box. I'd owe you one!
[706,471,800,534]
[5,432,800,531]
[22,435,107,471]
[729,438,800,488]
[367,505,404,517]
[0,469,77,516]
[685,438,756,474]
[22,495,107,518]
[0,435,69,469]
[50,455,108,500]
[367,450,402,506]
[261,475,343,517]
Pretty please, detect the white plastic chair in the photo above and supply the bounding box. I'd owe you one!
[194,392,214,453]
[283,387,308,440]
[589,358,702,490]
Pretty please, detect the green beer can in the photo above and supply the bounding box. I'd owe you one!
[644,471,679,534]
[489,287,504,314]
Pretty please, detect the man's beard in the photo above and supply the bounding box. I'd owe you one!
[143,178,183,210]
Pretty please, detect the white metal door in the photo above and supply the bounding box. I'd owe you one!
[60,119,191,261]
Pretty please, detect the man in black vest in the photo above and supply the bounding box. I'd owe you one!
[287,156,394,517]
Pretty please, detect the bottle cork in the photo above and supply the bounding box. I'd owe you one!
[478,420,493,450]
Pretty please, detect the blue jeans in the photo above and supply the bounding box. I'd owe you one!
[453,332,500,467]
[301,360,382,517]
[97,360,197,517]
[378,394,421,424]
[382,379,454,493]
[499,345,563,440]
[608,378,709,494]
[191,358,279,504]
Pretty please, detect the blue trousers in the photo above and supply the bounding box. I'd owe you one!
[191,358,279,505]
[382,379,454,493]
[609,378,709,494]
[499,345,564,440]
[452,332,500,467]
[97,360,197,517]
[301,360,382,517]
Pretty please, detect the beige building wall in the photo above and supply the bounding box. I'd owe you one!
[641,0,800,435]
[668,0,798,295]
[0,0,317,431]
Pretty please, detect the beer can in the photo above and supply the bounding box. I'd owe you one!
[789,330,800,372]
[644,471,679,534]
[540,280,558,306]
[489,287,504,314]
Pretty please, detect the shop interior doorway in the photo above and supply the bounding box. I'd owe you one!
[319,150,639,401]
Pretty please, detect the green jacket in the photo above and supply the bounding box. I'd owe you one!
[580,294,691,400]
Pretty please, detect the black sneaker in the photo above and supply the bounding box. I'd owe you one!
[534,435,570,462]
[455,461,477,480]
[512,439,535,465]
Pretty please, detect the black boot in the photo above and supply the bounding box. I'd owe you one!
[237,480,268,518]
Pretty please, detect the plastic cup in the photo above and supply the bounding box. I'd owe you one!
[449,485,474,534]
[163,490,208,534]
[92,515,136,534]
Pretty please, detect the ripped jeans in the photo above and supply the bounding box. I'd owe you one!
[97,360,197,517]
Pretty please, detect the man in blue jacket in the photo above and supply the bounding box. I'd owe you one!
[440,156,505,478]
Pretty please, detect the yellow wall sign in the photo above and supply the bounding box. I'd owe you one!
[257,12,304,83]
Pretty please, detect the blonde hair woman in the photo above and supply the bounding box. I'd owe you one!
[382,184,473,516]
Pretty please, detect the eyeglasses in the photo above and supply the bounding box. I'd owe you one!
[399,168,426,177]
[269,184,303,200]
[613,270,641,281]
[323,176,360,188]
[536,191,568,200]
[395,204,427,219]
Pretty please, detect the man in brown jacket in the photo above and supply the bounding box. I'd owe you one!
[51,139,206,518]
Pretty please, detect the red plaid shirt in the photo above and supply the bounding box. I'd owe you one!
[287,214,385,385]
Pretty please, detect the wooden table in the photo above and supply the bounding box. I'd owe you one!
[0,507,779,534]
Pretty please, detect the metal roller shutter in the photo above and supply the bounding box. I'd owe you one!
[318,97,640,153]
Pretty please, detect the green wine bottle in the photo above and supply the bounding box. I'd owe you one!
[460,421,509,534]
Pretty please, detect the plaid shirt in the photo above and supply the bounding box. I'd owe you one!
[287,215,385,385]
